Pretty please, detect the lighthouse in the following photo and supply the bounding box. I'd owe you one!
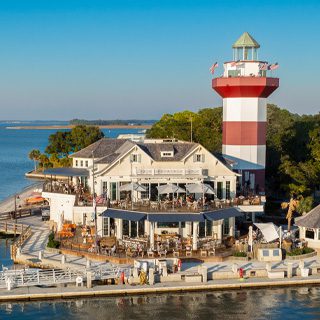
[212,32,279,194]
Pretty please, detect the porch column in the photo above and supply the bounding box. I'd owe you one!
[229,217,235,237]
[149,221,155,250]
[185,222,192,237]
[148,183,151,200]
[129,220,132,237]
[217,221,223,242]
[116,218,123,240]
[137,221,139,238]
[192,222,198,251]
[300,227,306,239]
[252,212,256,223]
[108,217,111,237]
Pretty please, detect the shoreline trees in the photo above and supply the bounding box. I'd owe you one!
[29,125,104,171]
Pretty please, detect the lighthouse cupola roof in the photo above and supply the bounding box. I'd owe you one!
[232,32,260,48]
[232,32,260,61]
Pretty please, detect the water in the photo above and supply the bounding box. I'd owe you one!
[0,288,320,319]
[1,121,320,318]
[0,238,13,268]
[0,121,142,201]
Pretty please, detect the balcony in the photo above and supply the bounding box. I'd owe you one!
[212,76,279,98]
[135,168,207,176]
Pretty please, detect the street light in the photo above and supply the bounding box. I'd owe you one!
[92,151,98,253]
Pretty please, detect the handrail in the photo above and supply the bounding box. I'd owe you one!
[4,222,32,259]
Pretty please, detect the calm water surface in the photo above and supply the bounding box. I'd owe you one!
[0,121,141,201]
[0,288,320,320]
[1,122,320,319]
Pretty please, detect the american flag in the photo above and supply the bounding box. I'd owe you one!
[209,62,218,74]
[235,61,244,66]
[268,63,279,70]
[230,60,238,67]
[259,62,268,70]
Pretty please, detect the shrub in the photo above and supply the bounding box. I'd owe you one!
[233,251,247,257]
[287,247,314,256]
[47,232,60,249]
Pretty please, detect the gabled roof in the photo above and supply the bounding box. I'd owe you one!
[95,140,135,164]
[137,142,198,161]
[69,138,128,158]
[295,204,320,229]
[232,32,260,48]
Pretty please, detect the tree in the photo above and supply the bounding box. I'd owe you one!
[39,154,51,171]
[146,108,222,152]
[281,197,299,231]
[34,125,105,169]
[70,125,104,152]
[296,196,314,215]
[28,149,41,171]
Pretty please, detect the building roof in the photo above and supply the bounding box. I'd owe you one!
[43,167,89,177]
[69,138,128,159]
[221,154,265,170]
[295,204,320,229]
[137,142,198,161]
[232,32,260,48]
[95,140,135,164]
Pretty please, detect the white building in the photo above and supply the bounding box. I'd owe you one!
[42,138,262,249]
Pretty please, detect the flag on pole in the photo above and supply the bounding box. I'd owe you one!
[268,63,279,70]
[259,62,268,70]
[230,60,238,67]
[209,62,218,74]
[235,61,244,67]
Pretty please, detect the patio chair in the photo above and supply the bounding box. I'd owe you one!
[158,250,167,258]
[147,250,154,258]
[186,250,192,257]
[208,248,216,256]
[200,250,207,257]
[173,250,179,257]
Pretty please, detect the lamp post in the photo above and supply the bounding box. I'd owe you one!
[92,151,98,253]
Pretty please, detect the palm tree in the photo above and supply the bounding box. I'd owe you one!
[281,197,299,231]
[28,149,41,171]
[39,154,50,171]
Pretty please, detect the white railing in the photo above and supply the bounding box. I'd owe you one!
[0,264,130,289]
[135,168,203,176]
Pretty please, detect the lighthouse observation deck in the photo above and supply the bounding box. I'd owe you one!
[212,61,279,98]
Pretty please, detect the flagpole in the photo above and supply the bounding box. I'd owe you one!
[92,150,98,253]
[190,116,193,143]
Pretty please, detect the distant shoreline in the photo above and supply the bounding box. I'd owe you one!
[6,124,152,130]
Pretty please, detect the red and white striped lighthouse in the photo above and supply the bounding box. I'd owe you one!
[212,32,279,194]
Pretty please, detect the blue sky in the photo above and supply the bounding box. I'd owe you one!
[0,0,319,120]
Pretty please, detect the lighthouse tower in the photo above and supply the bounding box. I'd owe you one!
[212,32,279,194]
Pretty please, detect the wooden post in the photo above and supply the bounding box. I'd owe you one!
[53,270,56,283]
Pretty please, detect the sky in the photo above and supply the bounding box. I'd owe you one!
[0,0,319,120]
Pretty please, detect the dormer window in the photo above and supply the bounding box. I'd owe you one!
[161,151,174,158]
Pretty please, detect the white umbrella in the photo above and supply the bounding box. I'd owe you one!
[186,183,215,195]
[157,184,186,210]
[157,184,186,194]
[119,182,147,192]
[254,222,280,243]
